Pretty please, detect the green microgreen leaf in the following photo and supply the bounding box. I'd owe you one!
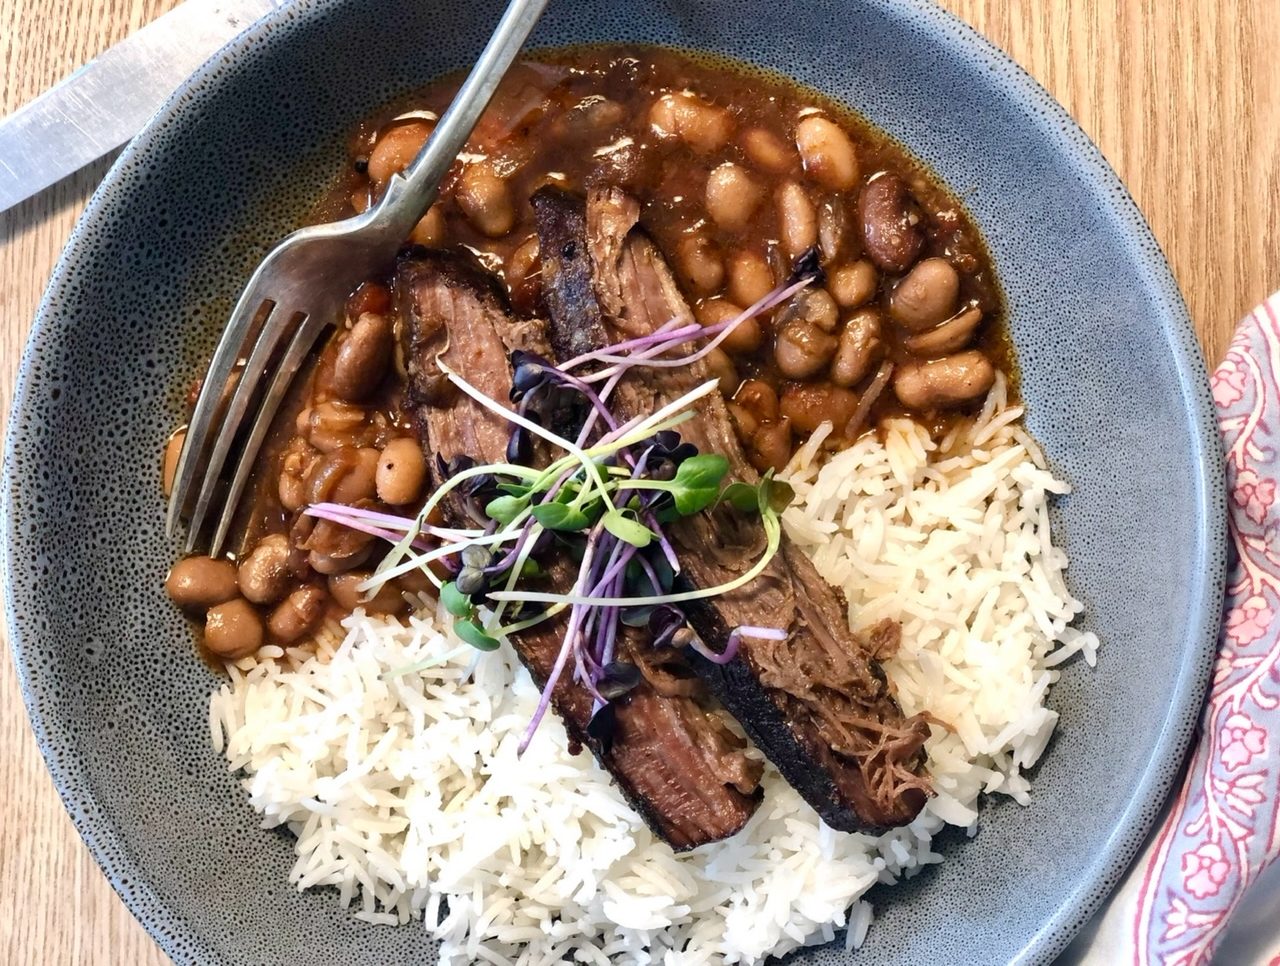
[650,552,676,594]
[578,498,607,528]
[671,454,729,515]
[655,504,680,525]
[519,558,542,578]
[440,581,474,618]
[531,502,592,531]
[626,549,674,596]
[602,508,654,548]
[486,494,528,526]
[497,481,532,497]
[620,604,655,627]
[455,618,501,651]
[718,481,761,514]
[759,471,795,515]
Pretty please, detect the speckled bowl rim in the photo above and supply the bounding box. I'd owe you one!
[2,0,1225,963]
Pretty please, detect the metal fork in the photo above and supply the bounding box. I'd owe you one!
[166,0,549,556]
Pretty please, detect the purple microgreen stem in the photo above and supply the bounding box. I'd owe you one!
[518,529,601,755]
[303,505,436,551]
[569,278,812,384]
[359,513,534,593]
[437,355,617,513]
[690,625,788,665]
[305,502,477,543]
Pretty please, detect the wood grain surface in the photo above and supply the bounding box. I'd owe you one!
[1,2,1276,963]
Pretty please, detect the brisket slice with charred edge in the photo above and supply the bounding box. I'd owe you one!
[395,248,761,850]
[532,186,933,832]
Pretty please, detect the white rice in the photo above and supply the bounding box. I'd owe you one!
[210,377,1096,963]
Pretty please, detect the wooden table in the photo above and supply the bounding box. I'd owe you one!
[1,2,1277,962]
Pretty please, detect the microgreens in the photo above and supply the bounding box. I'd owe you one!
[307,258,819,752]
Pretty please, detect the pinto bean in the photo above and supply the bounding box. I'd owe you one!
[727,250,774,307]
[507,234,540,278]
[278,471,305,514]
[561,95,626,132]
[203,598,263,659]
[649,92,733,153]
[727,402,758,439]
[778,286,839,332]
[776,182,817,258]
[815,294,844,337]
[376,437,427,505]
[905,305,984,356]
[889,258,960,332]
[278,438,318,512]
[306,446,380,505]
[733,379,780,423]
[648,93,685,134]
[456,167,516,237]
[308,401,369,453]
[780,384,860,434]
[677,234,725,295]
[817,196,849,262]
[333,312,394,401]
[794,116,859,191]
[165,556,239,611]
[704,347,740,396]
[775,318,838,379]
[367,121,432,185]
[766,242,789,290]
[409,206,445,247]
[237,534,292,605]
[394,567,436,599]
[303,519,376,575]
[741,127,796,173]
[266,585,327,644]
[749,418,793,473]
[698,298,761,354]
[505,234,542,314]
[893,350,996,411]
[347,281,392,318]
[328,571,408,615]
[828,260,879,309]
[706,163,764,231]
[695,297,737,326]
[284,519,320,573]
[859,173,925,273]
[831,308,884,387]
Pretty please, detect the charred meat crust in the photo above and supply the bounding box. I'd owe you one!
[531,193,610,363]
[531,185,931,832]
[395,249,761,849]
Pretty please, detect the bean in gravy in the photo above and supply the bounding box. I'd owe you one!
[167,45,1012,662]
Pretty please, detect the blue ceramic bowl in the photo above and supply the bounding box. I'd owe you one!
[2,0,1225,963]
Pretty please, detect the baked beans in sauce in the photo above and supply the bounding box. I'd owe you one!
[165,46,1010,661]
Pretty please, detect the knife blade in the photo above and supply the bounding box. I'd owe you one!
[0,0,283,214]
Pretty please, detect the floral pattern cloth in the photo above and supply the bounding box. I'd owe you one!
[1071,294,1280,965]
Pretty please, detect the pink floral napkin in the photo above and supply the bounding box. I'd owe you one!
[1067,293,1280,965]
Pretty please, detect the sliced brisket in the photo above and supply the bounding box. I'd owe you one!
[396,248,761,850]
[532,187,931,832]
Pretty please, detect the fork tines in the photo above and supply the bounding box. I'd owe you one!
[167,298,331,557]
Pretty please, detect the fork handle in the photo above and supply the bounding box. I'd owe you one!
[379,0,551,233]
